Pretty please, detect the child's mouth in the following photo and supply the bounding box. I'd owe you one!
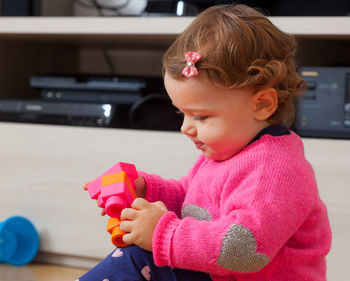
[195,142,205,150]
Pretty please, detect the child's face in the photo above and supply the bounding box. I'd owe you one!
[164,72,267,161]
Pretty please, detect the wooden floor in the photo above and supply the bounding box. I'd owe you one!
[0,263,88,281]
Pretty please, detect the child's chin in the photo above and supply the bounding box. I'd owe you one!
[203,152,222,161]
[206,151,236,162]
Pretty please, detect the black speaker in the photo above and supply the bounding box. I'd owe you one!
[2,0,40,16]
[145,0,349,16]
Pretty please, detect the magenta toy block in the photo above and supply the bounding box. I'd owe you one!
[101,182,134,205]
[101,182,135,218]
[105,196,127,218]
[86,163,137,200]
[86,177,102,200]
[117,162,138,183]
[103,162,138,185]
[97,196,105,208]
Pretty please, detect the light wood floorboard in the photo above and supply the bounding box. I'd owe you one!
[0,263,88,281]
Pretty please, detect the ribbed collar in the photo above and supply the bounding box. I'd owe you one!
[249,124,290,145]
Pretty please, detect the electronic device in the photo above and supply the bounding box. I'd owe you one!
[144,0,350,16]
[1,75,181,131]
[30,75,145,104]
[0,100,114,127]
[294,67,350,138]
[27,74,182,131]
[247,0,349,16]
[1,0,40,16]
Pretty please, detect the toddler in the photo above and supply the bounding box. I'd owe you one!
[78,4,331,281]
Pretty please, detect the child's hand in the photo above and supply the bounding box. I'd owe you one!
[119,198,168,251]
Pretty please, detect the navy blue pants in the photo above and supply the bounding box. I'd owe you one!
[78,245,212,281]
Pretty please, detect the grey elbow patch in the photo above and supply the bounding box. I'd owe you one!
[215,224,270,273]
[181,204,212,221]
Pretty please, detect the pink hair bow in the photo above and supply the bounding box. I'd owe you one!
[182,51,201,78]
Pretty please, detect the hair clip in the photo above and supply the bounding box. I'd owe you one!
[182,51,201,78]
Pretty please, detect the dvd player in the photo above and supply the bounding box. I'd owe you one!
[0,100,114,127]
[30,75,145,104]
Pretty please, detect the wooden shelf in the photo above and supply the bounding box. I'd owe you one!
[1,17,349,53]
[269,16,350,38]
[0,17,192,35]
[0,16,349,39]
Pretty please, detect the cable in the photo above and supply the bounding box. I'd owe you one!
[92,0,104,16]
[74,0,96,10]
[102,49,117,76]
[74,0,121,75]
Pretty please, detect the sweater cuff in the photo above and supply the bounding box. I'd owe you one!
[152,211,180,268]
[137,171,160,203]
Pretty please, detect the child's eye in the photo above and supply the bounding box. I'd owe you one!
[193,115,208,121]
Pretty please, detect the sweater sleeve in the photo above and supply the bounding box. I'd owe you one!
[152,146,319,276]
[139,155,206,217]
[138,172,187,217]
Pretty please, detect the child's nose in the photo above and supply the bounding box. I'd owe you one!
[181,116,196,136]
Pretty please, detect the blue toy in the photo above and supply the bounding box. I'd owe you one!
[0,216,39,266]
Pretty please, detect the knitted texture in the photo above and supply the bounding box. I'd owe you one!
[142,132,332,281]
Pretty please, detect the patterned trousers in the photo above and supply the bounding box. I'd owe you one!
[77,245,212,281]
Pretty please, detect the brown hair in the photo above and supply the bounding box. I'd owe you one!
[163,4,306,126]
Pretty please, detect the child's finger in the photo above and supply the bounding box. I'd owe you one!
[83,180,93,191]
[122,232,135,245]
[119,220,133,232]
[94,201,106,216]
[131,197,150,210]
[120,208,138,221]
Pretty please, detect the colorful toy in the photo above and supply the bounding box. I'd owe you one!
[106,217,128,247]
[0,216,39,266]
[85,162,138,247]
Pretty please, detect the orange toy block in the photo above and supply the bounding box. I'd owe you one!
[107,218,128,247]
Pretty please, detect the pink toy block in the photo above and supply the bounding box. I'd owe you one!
[102,162,138,185]
[86,162,138,202]
[101,182,134,204]
[102,181,135,218]
[100,171,137,218]
[86,177,102,200]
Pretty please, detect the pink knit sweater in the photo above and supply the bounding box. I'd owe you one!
[141,132,332,281]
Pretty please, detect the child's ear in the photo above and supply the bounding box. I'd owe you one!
[252,88,278,121]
